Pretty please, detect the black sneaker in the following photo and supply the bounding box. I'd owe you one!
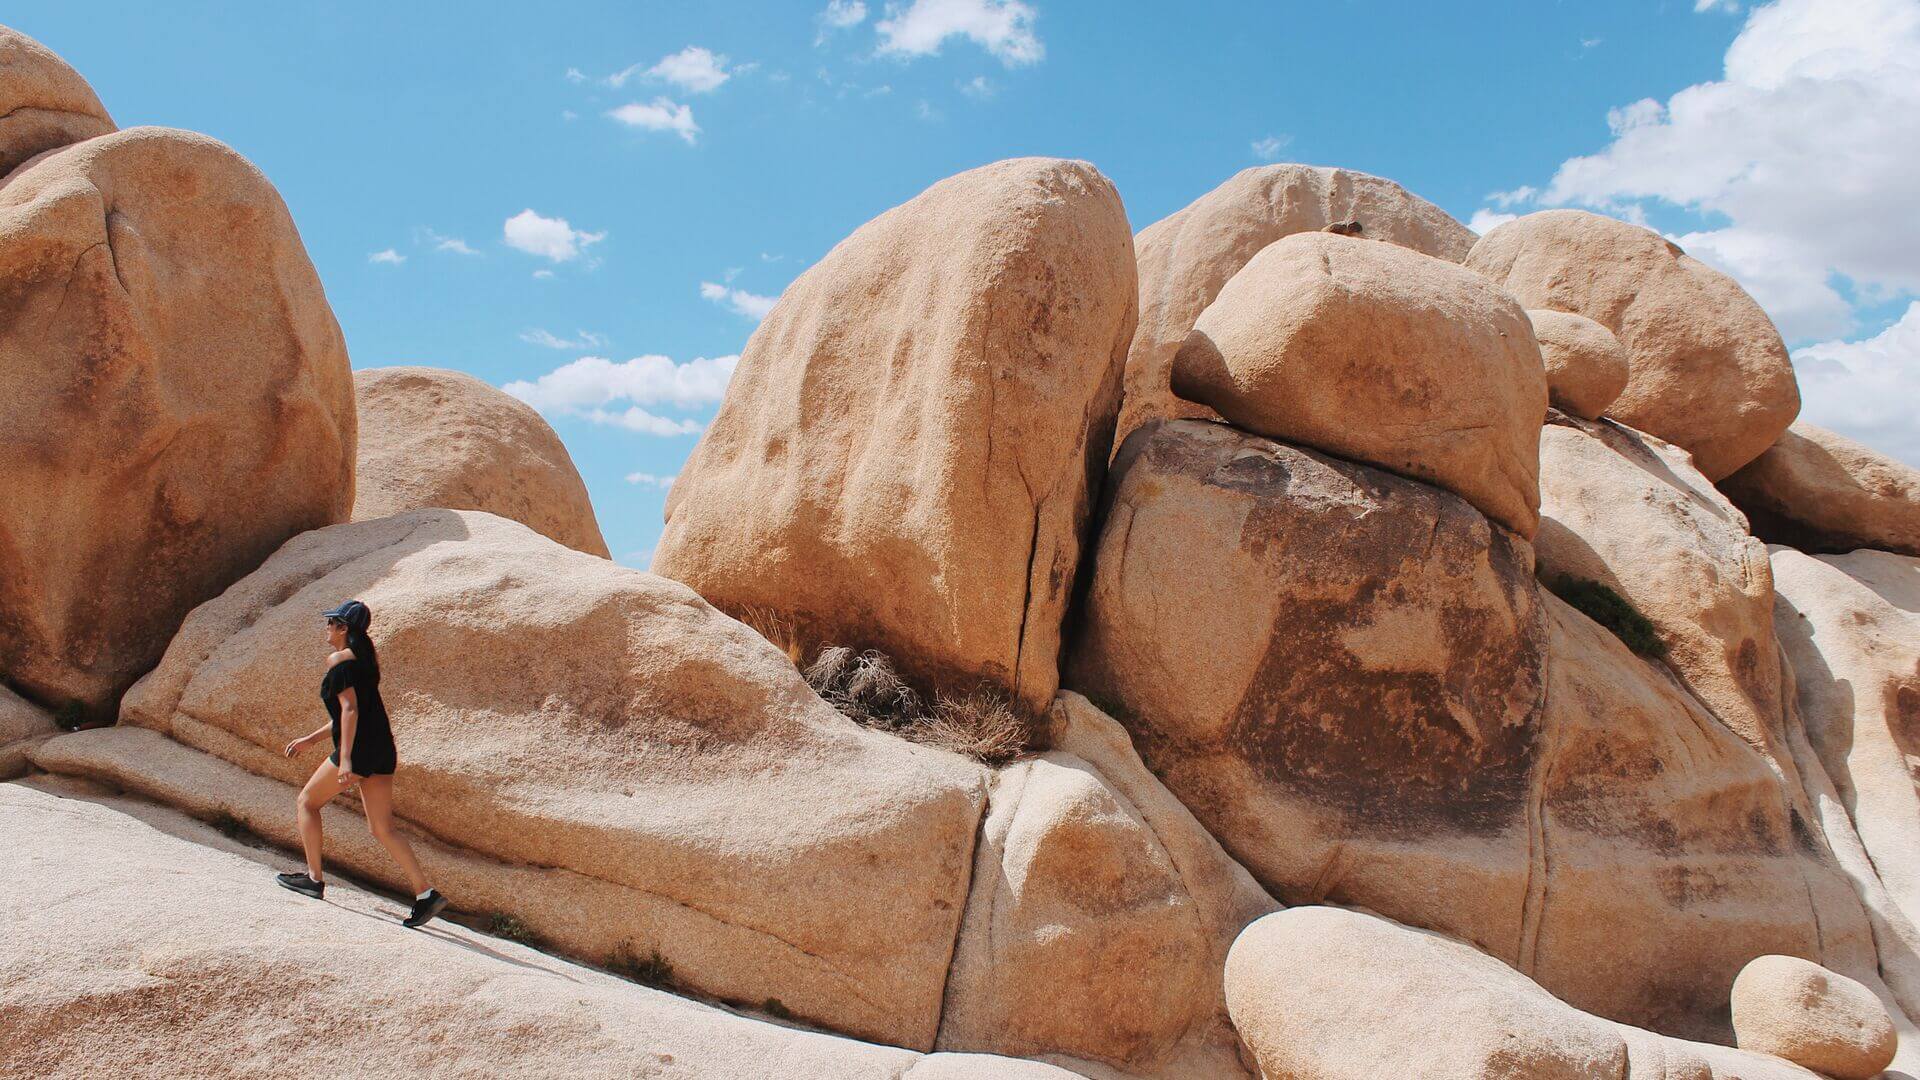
[403,889,449,928]
[276,872,325,899]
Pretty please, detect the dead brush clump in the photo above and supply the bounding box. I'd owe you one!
[803,646,1027,766]
[733,605,807,667]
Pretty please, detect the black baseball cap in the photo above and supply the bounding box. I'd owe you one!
[321,599,371,633]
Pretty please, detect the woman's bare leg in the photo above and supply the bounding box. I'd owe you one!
[296,760,344,881]
[358,774,429,896]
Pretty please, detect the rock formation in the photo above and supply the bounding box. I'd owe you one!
[1468,209,1799,480]
[353,366,609,557]
[0,24,115,175]
[1722,423,1920,557]
[1170,231,1547,535]
[1730,955,1898,1079]
[0,683,53,779]
[1528,308,1630,421]
[0,125,355,719]
[653,157,1137,716]
[1123,163,1476,447]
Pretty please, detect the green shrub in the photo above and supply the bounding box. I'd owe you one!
[761,997,795,1021]
[485,913,540,946]
[1547,575,1667,658]
[609,942,676,989]
[204,809,262,846]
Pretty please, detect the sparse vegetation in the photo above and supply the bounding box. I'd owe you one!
[609,941,676,990]
[803,646,1029,765]
[486,913,540,946]
[761,997,795,1021]
[734,606,807,667]
[204,809,263,846]
[1547,574,1667,658]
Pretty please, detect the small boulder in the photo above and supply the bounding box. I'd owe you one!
[1123,163,1476,447]
[1730,956,1897,1079]
[1722,422,1920,556]
[1467,210,1799,480]
[1528,309,1630,420]
[655,158,1137,715]
[0,25,115,175]
[0,684,54,779]
[1171,231,1547,535]
[353,366,609,557]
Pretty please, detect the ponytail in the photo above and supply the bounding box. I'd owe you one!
[347,629,380,686]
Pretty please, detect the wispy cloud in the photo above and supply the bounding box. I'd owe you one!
[700,281,779,321]
[1468,209,1518,234]
[608,98,701,144]
[418,227,480,256]
[958,75,996,99]
[521,328,610,350]
[369,248,405,265]
[876,0,1043,66]
[820,0,869,30]
[504,354,738,438]
[610,46,734,94]
[503,209,606,262]
[624,471,678,487]
[1250,134,1292,161]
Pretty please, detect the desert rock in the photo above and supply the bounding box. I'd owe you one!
[1722,422,1920,556]
[1467,209,1798,480]
[1170,231,1547,535]
[353,366,609,557]
[0,126,355,717]
[106,508,988,1050]
[0,25,115,176]
[1731,955,1897,1079]
[654,157,1136,716]
[1528,308,1630,420]
[0,683,53,779]
[1122,163,1476,446]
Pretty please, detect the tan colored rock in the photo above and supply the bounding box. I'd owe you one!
[1731,956,1897,1079]
[1064,419,1548,962]
[1773,548,1920,941]
[1467,210,1799,480]
[1122,163,1476,447]
[0,25,115,176]
[110,508,988,1050]
[0,126,355,717]
[1537,415,1792,770]
[1225,906,1827,1080]
[938,693,1275,1078]
[1528,309,1630,420]
[1170,231,1547,535]
[0,778,1081,1080]
[654,158,1136,716]
[352,366,608,557]
[1723,423,1920,556]
[0,682,53,779]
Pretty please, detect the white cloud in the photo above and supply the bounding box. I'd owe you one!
[521,328,610,350]
[503,209,606,262]
[1250,134,1291,161]
[624,471,678,487]
[1793,302,1920,466]
[608,98,701,144]
[959,75,996,99]
[915,98,942,122]
[532,269,555,280]
[821,0,869,28]
[1468,209,1518,235]
[1696,0,1742,11]
[876,0,1043,66]
[1508,0,1920,342]
[565,67,587,83]
[420,228,479,256]
[700,281,778,321]
[586,408,704,436]
[504,354,739,413]
[1581,36,1604,48]
[369,249,405,265]
[643,46,733,94]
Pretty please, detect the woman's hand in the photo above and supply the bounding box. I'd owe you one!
[283,733,312,758]
[337,763,360,789]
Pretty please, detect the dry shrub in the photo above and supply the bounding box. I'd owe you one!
[733,605,806,667]
[803,646,1027,765]
[916,691,1027,766]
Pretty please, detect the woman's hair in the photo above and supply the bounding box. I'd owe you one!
[345,627,381,686]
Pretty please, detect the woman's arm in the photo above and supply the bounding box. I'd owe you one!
[282,722,332,757]
[335,685,359,784]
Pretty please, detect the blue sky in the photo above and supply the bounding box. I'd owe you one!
[12,1,1917,565]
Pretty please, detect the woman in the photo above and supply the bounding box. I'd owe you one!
[275,599,449,929]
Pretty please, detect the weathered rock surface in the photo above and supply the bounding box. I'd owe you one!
[654,157,1137,716]
[1122,163,1476,446]
[1529,308,1630,420]
[352,366,608,557]
[1536,415,1792,771]
[936,692,1274,1078]
[103,508,988,1050]
[1731,955,1897,1079]
[0,126,355,717]
[1723,423,1920,557]
[0,25,115,176]
[1772,548,1920,942]
[1226,907,1833,1080]
[1171,231,1546,535]
[0,683,53,779]
[1467,209,1798,480]
[0,778,1081,1080]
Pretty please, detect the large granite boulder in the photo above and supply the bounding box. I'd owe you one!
[0,24,115,176]
[654,157,1137,715]
[95,508,987,1050]
[1171,231,1547,535]
[1722,423,1920,557]
[1731,955,1898,1079]
[0,126,355,718]
[353,366,608,557]
[1121,163,1475,447]
[1467,209,1798,480]
[0,779,1079,1080]
[1528,308,1630,421]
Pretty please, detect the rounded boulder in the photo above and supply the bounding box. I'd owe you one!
[0,24,115,176]
[1528,309,1629,420]
[1731,955,1897,1079]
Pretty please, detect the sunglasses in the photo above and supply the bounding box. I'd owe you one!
[325,618,346,628]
